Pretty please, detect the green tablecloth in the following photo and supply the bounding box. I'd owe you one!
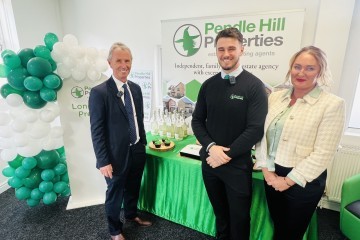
[138,134,318,239]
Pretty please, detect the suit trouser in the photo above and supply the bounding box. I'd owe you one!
[202,162,252,240]
[104,142,146,235]
[264,164,326,240]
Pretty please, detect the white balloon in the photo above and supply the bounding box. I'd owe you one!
[6,94,23,107]
[95,58,109,72]
[0,138,13,149]
[52,138,64,149]
[99,49,108,58]
[86,47,99,60]
[17,141,42,157]
[11,118,27,133]
[13,133,30,147]
[72,69,86,81]
[23,109,38,123]
[0,112,11,126]
[87,69,101,82]
[76,58,91,72]
[39,109,56,123]
[0,126,13,138]
[57,63,72,78]
[42,137,56,151]
[10,106,25,119]
[28,121,51,139]
[44,102,60,117]
[50,50,63,62]
[63,56,77,68]
[0,148,17,162]
[50,126,64,138]
[63,34,78,46]
[0,99,10,112]
[70,46,85,59]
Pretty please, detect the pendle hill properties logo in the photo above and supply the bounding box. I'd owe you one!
[173,24,202,57]
[71,86,84,98]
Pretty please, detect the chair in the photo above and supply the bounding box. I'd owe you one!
[340,173,360,240]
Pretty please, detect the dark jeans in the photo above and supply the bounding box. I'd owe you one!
[265,164,326,240]
[104,142,146,235]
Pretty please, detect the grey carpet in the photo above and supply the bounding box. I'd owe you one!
[0,188,345,240]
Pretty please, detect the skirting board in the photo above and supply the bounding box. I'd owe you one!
[319,196,340,212]
[0,182,10,194]
[66,195,105,210]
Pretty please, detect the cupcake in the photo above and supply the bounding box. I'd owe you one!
[164,139,171,146]
[154,140,162,148]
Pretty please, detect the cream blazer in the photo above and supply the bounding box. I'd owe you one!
[255,87,345,186]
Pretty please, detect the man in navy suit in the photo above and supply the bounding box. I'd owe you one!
[89,42,152,240]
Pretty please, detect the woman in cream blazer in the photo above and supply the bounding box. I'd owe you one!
[256,46,345,240]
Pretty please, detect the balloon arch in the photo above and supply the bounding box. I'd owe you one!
[0,33,108,206]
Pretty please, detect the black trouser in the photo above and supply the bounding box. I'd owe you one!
[104,142,146,235]
[264,164,326,240]
[202,161,252,240]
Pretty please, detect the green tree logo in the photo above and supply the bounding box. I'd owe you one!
[173,24,202,57]
[71,86,84,98]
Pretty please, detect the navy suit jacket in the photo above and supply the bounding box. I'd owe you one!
[89,77,147,175]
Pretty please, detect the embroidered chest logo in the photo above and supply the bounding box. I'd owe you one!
[230,94,244,100]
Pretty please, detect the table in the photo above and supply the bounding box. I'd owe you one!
[138,134,318,239]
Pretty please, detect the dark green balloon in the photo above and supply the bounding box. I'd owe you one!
[8,155,24,168]
[34,45,51,59]
[7,67,29,91]
[3,52,21,69]
[23,167,42,189]
[36,150,60,169]
[0,64,10,77]
[40,87,57,102]
[44,32,59,51]
[27,198,40,207]
[48,58,57,71]
[30,188,44,200]
[54,74,63,92]
[17,48,35,68]
[0,84,24,98]
[24,76,43,91]
[15,186,31,200]
[43,74,61,89]
[22,91,47,109]
[27,57,52,78]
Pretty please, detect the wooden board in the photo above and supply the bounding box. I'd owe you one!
[149,141,175,152]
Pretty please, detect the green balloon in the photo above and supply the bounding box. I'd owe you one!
[61,186,71,196]
[8,177,23,188]
[53,181,67,193]
[3,52,21,69]
[39,181,54,193]
[27,198,40,207]
[48,58,57,71]
[17,48,35,68]
[60,172,69,183]
[43,191,57,205]
[43,74,61,89]
[44,32,59,51]
[22,91,47,109]
[0,64,10,77]
[53,163,67,175]
[2,166,15,177]
[56,146,66,156]
[15,186,31,200]
[0,84,23,98]
[7,67,29,91]
[41,169,55,181]
[8,155,25,168]
[51,175,61,183]
[40,87,57,102]
[22,157,38,170]
[26,57,52,78]
[23,168,42,188]
[31,188,44,200]
[54,75,63,92]
[14,166,31,179]
[36,150,60,169]
[24,76,43,91]
[1,49,16,58]
[34,45,51,59]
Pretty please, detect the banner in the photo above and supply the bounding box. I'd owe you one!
[161,10,305,111]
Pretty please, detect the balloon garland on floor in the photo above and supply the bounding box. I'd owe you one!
[0,33,108,206]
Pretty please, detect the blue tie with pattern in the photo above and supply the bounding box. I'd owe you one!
[123,83,137,144]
